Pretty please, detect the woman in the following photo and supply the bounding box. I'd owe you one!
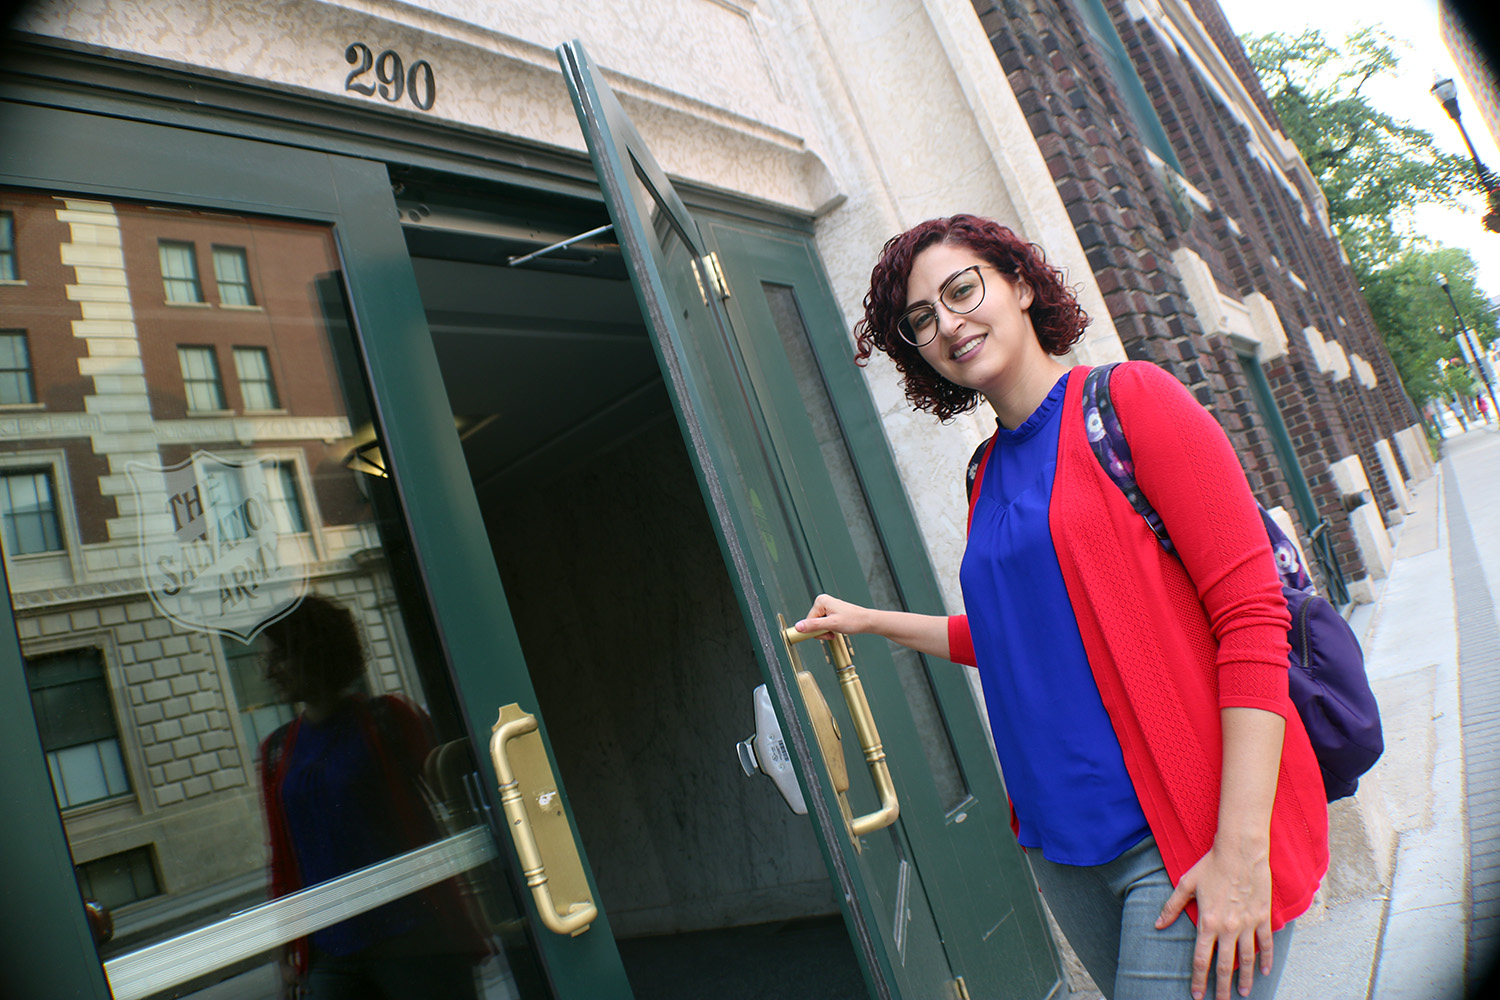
[259,596,483,999]
[796,216,1327,1000]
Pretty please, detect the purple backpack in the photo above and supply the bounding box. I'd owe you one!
[1081,363,1383,802]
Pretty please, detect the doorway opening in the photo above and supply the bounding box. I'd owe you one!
[400,181,865,1000]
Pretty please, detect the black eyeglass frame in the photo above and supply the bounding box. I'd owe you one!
[895,264,1001,347]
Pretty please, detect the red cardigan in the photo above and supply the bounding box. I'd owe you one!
[947,363,1328,930]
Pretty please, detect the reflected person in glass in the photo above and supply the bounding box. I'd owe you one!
[258,596,484,999]
[795,216,1329,1000]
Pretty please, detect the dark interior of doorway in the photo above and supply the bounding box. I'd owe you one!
[401,188,866,1000]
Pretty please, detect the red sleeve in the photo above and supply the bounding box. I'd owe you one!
[1111,362,1291,715]
[258,729,298,900]
[947,615,977,667]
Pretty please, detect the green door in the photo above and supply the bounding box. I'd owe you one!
[0,102,632,1000]
[702,220,1063,997]
[558,41,1059,999]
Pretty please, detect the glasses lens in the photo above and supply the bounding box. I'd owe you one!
[942,267,985,315]
[897,307,937,346]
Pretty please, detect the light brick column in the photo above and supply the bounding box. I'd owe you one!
[57,198,160,552]
[57,199,242,808]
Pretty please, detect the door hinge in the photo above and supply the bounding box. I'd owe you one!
[950,975,971,1000]
[700,251,730,301]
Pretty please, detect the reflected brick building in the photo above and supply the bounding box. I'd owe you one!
[0,189,418,951]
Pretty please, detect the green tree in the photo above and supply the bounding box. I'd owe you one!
[1246,28,1493,405]
[1440,361,1478,402]
[1358,246,1497,404]
[1245,28,1480,267]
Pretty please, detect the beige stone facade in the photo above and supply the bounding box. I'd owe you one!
[12,0,1127,615]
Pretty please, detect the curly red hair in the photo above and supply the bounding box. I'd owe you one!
[854,215,1088,420]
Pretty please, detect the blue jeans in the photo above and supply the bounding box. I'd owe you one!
[1028,835,1295,1000]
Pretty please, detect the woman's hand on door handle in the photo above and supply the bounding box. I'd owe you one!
[796,594,951,660]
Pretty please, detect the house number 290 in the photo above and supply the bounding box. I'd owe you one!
[344,43,437,111]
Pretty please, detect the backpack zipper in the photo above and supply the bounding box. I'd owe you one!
[1297,596,1313,674]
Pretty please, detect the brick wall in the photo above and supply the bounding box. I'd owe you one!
[971,0,1425,591]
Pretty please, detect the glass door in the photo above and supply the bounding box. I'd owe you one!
[0,104,634,1000]
[558,41,1058,1000]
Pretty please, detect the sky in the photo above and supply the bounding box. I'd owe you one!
[1214,0,1500,300]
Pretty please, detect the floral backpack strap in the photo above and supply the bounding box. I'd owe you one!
[1258,506,1314,591]
[1081,362,1174,554]
[1084,363,1312,592]
[965,432,999,536]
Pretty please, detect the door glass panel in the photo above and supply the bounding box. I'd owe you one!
[760,282,970,813]
[0,188,543,1000]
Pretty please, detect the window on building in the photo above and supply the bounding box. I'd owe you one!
[177,346,226,411]
[76,846,160,911]
[0,331,36,404]
[233,347,279,410]
[1074,0,1184,175]
[0,469,64,555]
[0,212,16,280]
[26,648,131,810]
[268,462,308,533]
[201,460,307,539]
[199,463,249,542]
[212,246,256,307]
[222,634,295,750]
[158,240,203,304]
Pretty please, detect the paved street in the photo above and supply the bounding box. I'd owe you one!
[1449,428,1500,993]
[1277,422,1500,1000]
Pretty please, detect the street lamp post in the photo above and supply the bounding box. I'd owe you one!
[1436,273,1500,423]
[1431,76,1500,233]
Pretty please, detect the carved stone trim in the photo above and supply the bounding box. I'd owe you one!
[152,416,353,443]
[0,412,106,439]
[8,559,372,609]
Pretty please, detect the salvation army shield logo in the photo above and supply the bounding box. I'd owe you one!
[127,452,309,643]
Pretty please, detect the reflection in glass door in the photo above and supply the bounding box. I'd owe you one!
[0,188,544,1000]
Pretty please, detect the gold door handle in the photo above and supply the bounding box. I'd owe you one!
[780,618,900,839]
[490,705,597,936]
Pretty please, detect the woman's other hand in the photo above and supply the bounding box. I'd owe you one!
[1156,840,1273,1000]
[1156,706,1285,998]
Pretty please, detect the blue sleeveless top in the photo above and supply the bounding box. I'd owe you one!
[959,374,1149,865]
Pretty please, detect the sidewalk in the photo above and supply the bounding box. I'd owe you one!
[1279,423,1500,1000]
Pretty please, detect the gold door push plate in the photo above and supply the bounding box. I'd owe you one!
[492,704,596,936]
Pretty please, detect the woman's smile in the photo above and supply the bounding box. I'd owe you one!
[950,333,987,361]
[908,245,1032,388]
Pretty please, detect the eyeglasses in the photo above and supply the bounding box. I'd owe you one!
[896,264,996,347]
